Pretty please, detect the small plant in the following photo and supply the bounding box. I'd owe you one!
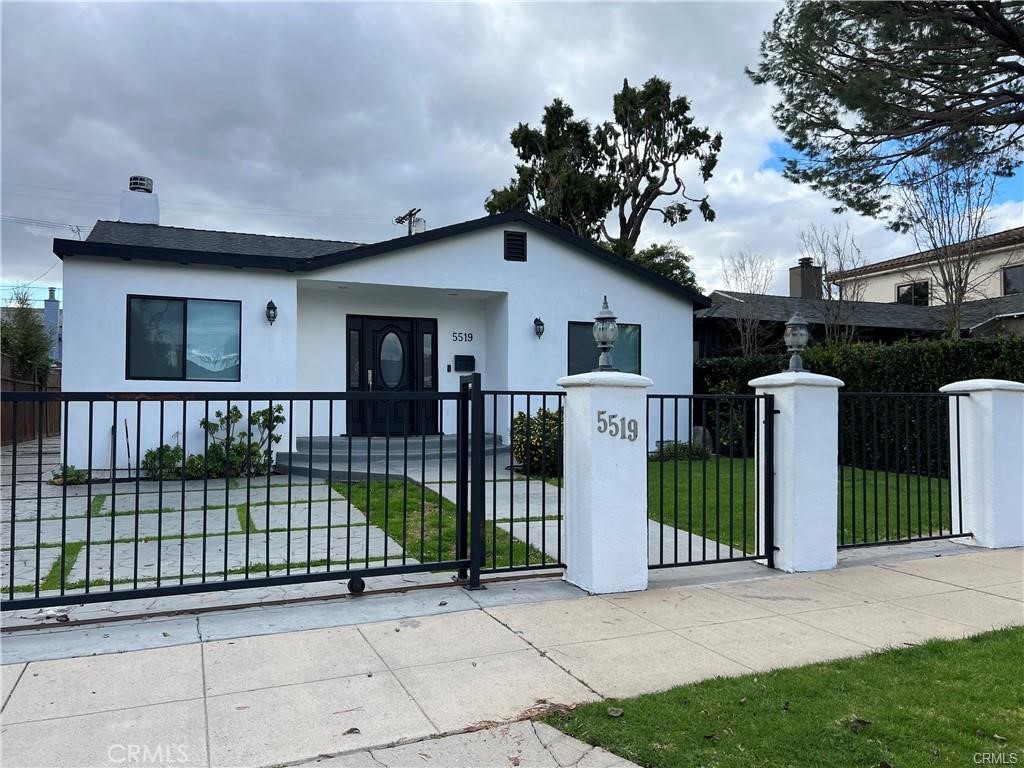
[649,441,710,462]
[50,464,88,485]
[511,407,563,477]
[188,404,286,478]
[141,444,185,480]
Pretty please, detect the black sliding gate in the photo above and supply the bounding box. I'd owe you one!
[1,375,567,610]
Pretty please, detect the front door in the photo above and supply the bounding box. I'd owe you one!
[346,315,438,436]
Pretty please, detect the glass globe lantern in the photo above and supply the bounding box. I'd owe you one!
[783,312,810,372]
[592,295,619,371]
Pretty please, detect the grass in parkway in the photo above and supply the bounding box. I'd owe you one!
[544,628,1023,768]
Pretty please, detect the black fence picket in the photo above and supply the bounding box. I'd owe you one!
[837,392,969,548]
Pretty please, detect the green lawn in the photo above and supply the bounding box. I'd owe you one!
[336,480,553,571]
[649,458,954,554]
[544,628,1024,768]
[838,465,953,545]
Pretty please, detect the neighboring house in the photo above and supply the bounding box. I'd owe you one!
[53,178,708,466]
[831,226,1024,306]
[0,288,63,364]
[695,259,1024,358]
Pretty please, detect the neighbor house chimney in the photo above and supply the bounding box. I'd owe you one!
[42,287,60,362]
[119,175,159,225]
[789,257,822,299]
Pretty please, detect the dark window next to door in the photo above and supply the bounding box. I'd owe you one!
[127,295,241,381]
[896,281,930,306]
[1003,264,1024,295]
[567,321,641,375]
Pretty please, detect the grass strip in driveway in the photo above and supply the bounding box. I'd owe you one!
[544,627,1023,768]
[338,480,553,570]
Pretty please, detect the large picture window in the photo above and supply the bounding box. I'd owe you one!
[127,296,241,381]
[567,321,641,375]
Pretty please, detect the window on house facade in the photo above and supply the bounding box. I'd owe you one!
[1003,264,1024,295]
[567,321,641,375]
[896,281,930,306]
[127,296,241,381]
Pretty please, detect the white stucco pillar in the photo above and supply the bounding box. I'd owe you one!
[939,379,1024,549]
[750,371,845,573]
[557,371,652,594]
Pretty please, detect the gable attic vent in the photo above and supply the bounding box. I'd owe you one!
[504,231,527,261]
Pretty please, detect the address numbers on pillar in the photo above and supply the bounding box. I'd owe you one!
[596,410,639,442]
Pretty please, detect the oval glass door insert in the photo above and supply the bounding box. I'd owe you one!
[379,332,404,388]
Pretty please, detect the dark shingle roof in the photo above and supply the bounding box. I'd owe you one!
[951,293,1024,330]
[58,211,711,307]
[86,220,362,260]
[831,226,1024,281]
[697,291,945,332]
[698,290,1024,334]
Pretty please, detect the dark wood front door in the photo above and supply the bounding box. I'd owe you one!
[346,315,438,436]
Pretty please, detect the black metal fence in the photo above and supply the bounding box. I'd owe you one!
[646,393,775,568]
[1,376,564,610]
[837,392,968,548]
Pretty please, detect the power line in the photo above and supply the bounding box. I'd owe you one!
[2,183,392,221]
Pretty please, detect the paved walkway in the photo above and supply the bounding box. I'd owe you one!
[2,543,1020,768]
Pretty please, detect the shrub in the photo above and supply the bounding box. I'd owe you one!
[50,464,88,485]
[141,444,185,480]
[199,404,284,477]
[511,407,563,477]
[696,335,1024,395]
[649,441,710,461]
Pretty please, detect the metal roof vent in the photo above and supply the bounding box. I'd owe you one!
[128,176,154,193]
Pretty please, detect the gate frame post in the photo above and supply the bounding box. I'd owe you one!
[750,371,844,573]
[939,379,1024,549]
[455,377,470,581]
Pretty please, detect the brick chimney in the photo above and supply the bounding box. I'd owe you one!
[789,257,822,299]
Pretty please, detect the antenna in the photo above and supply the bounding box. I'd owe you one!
[394,208,422,236]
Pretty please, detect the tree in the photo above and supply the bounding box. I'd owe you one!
[719,249,776,356]
[484,99,616,241]
[894,155,999,338]
[1,288,53,387]
[486,77,722,256]
[632,241,702,291]
[798,223,867,344]
[748,1,1024,223]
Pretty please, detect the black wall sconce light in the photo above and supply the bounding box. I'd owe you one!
[533,317,545,338]
[266,300,278,325]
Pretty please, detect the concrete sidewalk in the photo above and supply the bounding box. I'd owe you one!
[2,544,1021,768]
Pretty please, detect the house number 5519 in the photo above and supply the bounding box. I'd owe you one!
[596,410,639,442]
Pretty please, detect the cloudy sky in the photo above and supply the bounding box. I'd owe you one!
[2,1,1022,305]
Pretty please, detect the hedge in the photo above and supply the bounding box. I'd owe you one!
[696,335,1024,395]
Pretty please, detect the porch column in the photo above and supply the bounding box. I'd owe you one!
[939,379,1024,549]
[750,372,844,573]
[557,371,652,594]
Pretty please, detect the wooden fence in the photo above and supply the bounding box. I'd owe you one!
[1,355,61,445]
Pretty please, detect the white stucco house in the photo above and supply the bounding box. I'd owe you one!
[54,180,707,467]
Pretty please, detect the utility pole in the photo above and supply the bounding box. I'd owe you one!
[394,208,422,236]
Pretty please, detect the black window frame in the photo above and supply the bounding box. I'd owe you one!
[125,294,242,382]
[1003,264,1024,296]
[896,280,930,306]
[566,321,642,375]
